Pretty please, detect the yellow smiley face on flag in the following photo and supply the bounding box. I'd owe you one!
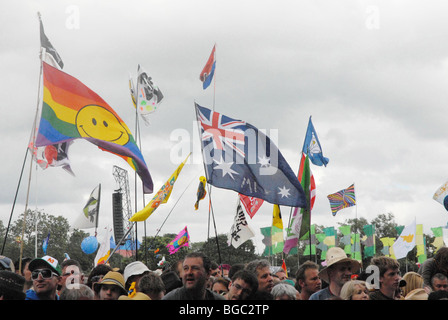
[75,105,130,145]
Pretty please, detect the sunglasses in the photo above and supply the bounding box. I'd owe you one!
[31,269,58,280]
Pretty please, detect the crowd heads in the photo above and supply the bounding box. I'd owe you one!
[2,245,448,302]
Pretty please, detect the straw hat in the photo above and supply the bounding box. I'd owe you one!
[318,247,361,283]
[93,271,127,295]
[118,292,151,300]
[405,288,428,300]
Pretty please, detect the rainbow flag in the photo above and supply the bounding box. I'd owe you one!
[35,62,153,193]
[167,226,190,254]
[327,184,356,216]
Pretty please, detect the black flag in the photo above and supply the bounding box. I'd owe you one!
[38,13,64,69]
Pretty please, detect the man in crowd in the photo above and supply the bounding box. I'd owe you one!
[123,260,150,292]
[93,271,127,300]
[295,260,322,300]
[369,256,402,300]
[431,273,448,292]
[245,259,274,298]
[226,270,258,300]
[25,255,62,300]
[58,259,84,295]
[309,247,361,300]
[162,252,225,300]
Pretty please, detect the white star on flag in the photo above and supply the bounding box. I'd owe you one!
[213,158,239,179]
[278,186,291,198]
[258,155,271,168]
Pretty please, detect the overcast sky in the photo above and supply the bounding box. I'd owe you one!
[2,0,448,259]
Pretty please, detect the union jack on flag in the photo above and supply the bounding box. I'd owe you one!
[195,103,306,208]
[196,106,246,158]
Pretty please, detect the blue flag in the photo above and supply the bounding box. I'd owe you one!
[195,103,306,208]
[42,232,50,255]
[302,116,329,167]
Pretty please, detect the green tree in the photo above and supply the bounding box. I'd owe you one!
[201,234,259,266]
[66,228,95,273]
[138,233,189,270]
[0,210,70,269]
[370,213,399,239]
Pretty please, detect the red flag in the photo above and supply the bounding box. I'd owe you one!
[239,194,264,218]
[281,259,288,277]
[199,45,216,89]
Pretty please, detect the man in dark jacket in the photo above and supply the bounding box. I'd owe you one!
[162,252,225,300]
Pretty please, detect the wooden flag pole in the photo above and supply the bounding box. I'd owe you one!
[194,103,222,267]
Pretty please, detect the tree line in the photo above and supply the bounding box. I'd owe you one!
[0,210,439,276]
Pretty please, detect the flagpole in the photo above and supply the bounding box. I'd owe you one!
[193,102,222,266]
[18,26,47,272]
[212,43,216,111]
[19,79,41,273]
[105,222,136,264]
[353,182,360,268]
[95,184,101,236]
[207,184,223,266]
[0,147,29,255]
[288,117,311,263]
[133,68,147,262]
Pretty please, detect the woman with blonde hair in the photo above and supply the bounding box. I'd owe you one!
[340,280,370,300]
[402,272,424,298]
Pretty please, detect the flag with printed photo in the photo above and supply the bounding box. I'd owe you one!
[28,140,75,176]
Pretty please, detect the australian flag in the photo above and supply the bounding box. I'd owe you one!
[195,103,306,208]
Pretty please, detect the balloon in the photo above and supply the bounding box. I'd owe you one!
[81,236,98,254]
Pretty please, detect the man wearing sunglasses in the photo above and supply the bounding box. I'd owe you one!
[25,255,62,300]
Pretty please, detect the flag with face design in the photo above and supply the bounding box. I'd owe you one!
[35,62,153,193]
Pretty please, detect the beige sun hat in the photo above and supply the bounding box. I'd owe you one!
[93,271,127,295]
[405,288,428,300]
[118,292,151,300]
[318,247,361,283]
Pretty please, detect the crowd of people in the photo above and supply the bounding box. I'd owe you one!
[1,246,448,301]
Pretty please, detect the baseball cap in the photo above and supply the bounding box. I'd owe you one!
[0,256,15,272]
[28,255,62,276]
